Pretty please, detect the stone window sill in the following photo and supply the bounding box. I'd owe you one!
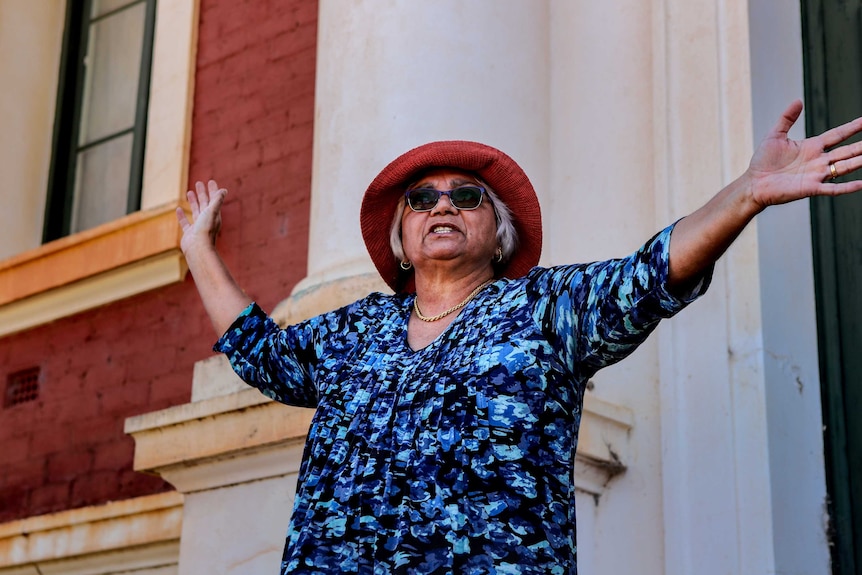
[0,203,187,337]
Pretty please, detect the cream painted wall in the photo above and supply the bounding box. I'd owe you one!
[749,0,831,572]
[304,0,550,287]
[178,475,296,575]
[651,0,777,572]
[548,2,665,574]
[0,1,65,260]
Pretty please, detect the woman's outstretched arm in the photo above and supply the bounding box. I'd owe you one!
[177,179,252,335]
[668,100,862,289]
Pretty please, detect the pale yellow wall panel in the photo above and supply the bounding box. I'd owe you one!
[0,1,66,260]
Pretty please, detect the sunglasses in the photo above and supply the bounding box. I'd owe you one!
[404,185,486,212]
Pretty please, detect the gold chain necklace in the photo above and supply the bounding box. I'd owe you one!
[413,279,494,322]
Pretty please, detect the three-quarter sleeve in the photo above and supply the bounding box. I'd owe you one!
[529,223,712,377]
[213,302,321,408]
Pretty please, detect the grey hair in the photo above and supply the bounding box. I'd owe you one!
[389,180,519,269]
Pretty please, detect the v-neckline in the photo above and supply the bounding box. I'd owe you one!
[401,280,499,352]
[403,293,464,353]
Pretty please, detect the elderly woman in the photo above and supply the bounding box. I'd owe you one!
[178,100,862,574]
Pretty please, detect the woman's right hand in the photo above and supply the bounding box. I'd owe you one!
[177,179,228,254]
[175,179,252,335]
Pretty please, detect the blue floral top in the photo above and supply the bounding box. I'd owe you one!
[214,224,709,575]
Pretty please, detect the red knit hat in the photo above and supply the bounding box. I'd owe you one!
[361,140,542,293]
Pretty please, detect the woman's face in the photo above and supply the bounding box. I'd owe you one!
[400,169,498,275]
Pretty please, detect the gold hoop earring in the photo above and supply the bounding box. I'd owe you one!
[400,260,412,270]
[495,247,503,263]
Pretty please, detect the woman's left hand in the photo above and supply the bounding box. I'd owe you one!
[668,100,862,288]
[747,100,862,208]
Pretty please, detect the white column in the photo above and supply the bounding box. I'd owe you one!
[749,0,831,572]
[291,0,551,299]
[653,0,776,573]
[548,2,666,574]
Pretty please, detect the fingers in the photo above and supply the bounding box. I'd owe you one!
[771,100,804,138]
[828,139,862,165]
[188,185,201,216]
[209,182,228,211]
[187,180,227,217]
[818,179,862,197]
[828,153,862,181]
[176,206,190,230]
[823,135,862,184]
[820,115,862,150]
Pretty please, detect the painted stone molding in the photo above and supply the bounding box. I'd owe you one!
[0,492,182,575]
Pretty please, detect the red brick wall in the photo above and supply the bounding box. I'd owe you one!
[0,0,316,523]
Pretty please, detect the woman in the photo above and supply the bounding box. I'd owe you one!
[178,101,862,574]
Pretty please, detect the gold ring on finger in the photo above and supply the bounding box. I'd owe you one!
[829,162,839,180]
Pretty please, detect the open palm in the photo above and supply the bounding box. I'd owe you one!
[748,100,862,208]
[177,180,228,254]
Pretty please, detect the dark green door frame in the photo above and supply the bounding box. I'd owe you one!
[801,1,862,573]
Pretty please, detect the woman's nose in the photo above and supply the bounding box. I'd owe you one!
[430,192,458,215]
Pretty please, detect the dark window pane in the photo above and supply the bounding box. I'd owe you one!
[71,133,134,233]
[78,2,146,145]
[45,0,155,242]
[91,0,139,18]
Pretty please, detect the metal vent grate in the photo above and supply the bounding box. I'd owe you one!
[5,367,40,407]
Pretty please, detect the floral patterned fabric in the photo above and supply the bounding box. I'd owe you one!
[214,224,710,575]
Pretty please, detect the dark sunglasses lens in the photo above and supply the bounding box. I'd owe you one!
[407,189,439,211]
[451,186,483,209]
